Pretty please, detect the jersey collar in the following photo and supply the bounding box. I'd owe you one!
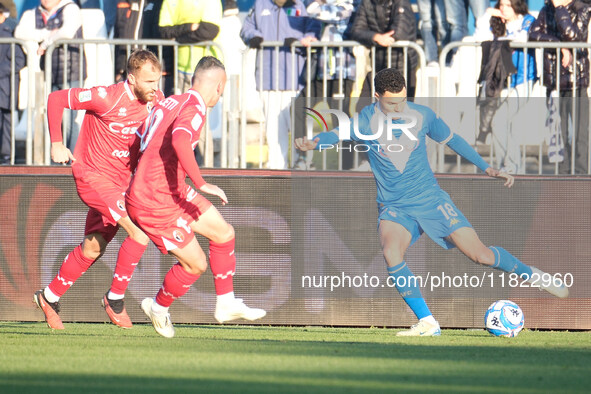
[188,89,207,112]
[123,81,135,100]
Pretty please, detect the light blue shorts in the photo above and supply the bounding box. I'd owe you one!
[378,189,472,249]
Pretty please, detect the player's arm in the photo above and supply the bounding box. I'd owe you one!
[171,129,228,205]
[445,134,514,187]
[428,113,514,187]
[47,90,75,163]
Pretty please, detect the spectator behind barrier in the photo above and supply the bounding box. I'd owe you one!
[158,0,222,94]
[15,0,87,151]
[529,0,590,174]
[240,0,321,170]
[474,0,537,174]
[348,0,419,103]
[0,4,25,165]
[114,0,174,96]
[292,0,358,170]
[417,0,449,65]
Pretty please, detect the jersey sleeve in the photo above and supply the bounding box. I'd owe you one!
[425,108,452,144]
[170,103,207,188]
[66,85,114,114]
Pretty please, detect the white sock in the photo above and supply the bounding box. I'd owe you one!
[151,299,169,314]
[108,291,124,300]
[420,315,438,326]
[43,287,60,303]
[217,292,235,305]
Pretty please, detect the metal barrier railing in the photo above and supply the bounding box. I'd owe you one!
[242,40,426,170]
[43,38,228,167]
[439,41,591,175]
[9,36,591,175]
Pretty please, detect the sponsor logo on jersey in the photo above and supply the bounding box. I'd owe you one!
[78,91,91,102]
[118,107,127,116]
[449,218,460,227]
[109,122,138,135]
[112,150,130,158]
[173,230,185,243]
[116,199,125,211]
[98,87,107,99]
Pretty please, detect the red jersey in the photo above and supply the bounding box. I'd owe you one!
[127,89,207,213]
[49,82,164,188]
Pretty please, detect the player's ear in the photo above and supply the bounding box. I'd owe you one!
[127,73,136,85]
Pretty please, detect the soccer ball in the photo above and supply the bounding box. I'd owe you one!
[484,300,524,337]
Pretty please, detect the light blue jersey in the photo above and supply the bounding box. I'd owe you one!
[315,101,490,248]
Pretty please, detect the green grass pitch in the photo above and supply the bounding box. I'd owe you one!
[1,322,590,393]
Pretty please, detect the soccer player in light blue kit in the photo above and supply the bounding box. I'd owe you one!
[295,68,569,336]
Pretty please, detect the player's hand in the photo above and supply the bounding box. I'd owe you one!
[485,167,514,188]
[294,136,319,152]
[50,142,75,164]
[200,183,228,205]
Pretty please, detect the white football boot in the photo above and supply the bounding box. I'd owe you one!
[529,267,569,298]
[141,298,175,338]
[214,298,266,323]
[396,318,441,337]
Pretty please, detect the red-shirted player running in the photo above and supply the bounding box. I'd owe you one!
[33,50,164,330]
[127,57,265,338]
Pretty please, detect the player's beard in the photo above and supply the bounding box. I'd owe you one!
[135,88,156,104]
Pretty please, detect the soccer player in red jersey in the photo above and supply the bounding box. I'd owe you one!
[127,57,266,338]
[33,50,164,330]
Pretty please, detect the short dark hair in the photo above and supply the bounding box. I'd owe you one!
[127,49,161,76]
[194,56,225,74]
[374,68,406,95]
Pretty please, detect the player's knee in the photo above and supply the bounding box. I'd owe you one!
[132,231,150,246]
[187,253,208,275]
[213,222,234,243]
[382,245,404,266]
[81,240,104,260]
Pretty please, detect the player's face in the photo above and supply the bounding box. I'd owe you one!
[375,88,407,114]
[129,63,162,103]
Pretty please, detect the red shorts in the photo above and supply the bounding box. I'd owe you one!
[72,163,128,242]
[127,189,212,254]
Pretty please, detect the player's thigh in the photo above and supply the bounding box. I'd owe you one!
[447,227,494,265]
[190,205,234,243]
[168,237,208,276]
[378,220,413,266]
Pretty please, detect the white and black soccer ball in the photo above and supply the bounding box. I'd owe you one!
[484,300,524,337]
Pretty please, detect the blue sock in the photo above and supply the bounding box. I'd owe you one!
[387,261,432,320]
[489,246,533,278]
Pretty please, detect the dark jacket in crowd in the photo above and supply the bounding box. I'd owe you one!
[0,18,25,109]
[348,0,418,73]
[529,0,590,91]
[478,40,517,98]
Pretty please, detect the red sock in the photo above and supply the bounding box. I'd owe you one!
[110,237,147,296]
[209,239,236,295]
[155,263,200,307]
[48,244,95,297]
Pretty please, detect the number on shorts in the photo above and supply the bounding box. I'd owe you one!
[437,203,458,220]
